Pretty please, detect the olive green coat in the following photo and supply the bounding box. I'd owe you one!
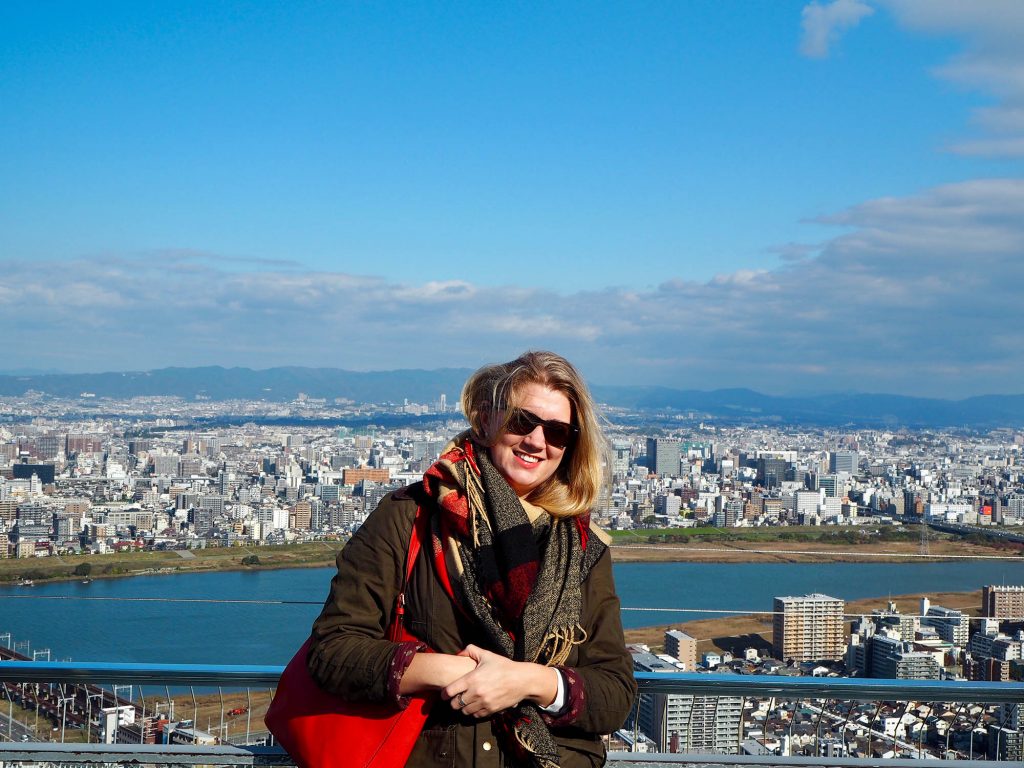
[307,486,636,767]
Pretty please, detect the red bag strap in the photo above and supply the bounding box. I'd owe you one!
[388,500,428,642]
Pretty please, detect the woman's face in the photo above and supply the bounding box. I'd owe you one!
[487,382,572,498]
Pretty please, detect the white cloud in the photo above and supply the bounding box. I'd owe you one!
[2,181,1023,397]
[800,0,875,58]
[818,1,1024,157]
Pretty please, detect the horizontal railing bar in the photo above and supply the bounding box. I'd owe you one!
[634,672,1024,704]
[0,660,283,686]
[1,662,1022,704]
[0,743,292,766]
[606,756,1003,767]
[0,744,1008,768]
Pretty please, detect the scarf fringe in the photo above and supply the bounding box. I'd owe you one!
[514,725,560,768]
[536,623,588,667]
[462,460,486,547]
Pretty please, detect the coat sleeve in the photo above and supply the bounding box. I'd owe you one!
[557,546,637,735]
[306,492,417,703]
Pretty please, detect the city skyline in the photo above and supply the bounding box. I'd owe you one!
[3,2,1024,396]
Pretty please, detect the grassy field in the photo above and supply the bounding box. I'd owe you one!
[4,523,1021,583]
[608,524,1023,563]
[0,541,345,584]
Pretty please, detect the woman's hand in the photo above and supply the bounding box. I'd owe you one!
[398,652,476,695]
[442,645,558,718]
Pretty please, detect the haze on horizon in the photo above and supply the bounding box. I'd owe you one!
[2,1,1023,398]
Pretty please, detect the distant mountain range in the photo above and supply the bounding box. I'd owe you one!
[1,366,1023,428]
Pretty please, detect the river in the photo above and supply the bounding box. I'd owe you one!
[1,560,1022,666]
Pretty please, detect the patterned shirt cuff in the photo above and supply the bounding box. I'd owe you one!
[540,667,585,727]
[387,641,428,708]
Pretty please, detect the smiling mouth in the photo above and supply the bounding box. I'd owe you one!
[514,451,541,464]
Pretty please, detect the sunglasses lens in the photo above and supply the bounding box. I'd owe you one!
[505,409,534,436]
[505,408,573,448]
[543,422,570,448]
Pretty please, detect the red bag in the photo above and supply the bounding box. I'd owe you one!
[266,506,433,768]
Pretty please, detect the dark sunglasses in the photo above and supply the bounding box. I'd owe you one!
[503,407,579,449]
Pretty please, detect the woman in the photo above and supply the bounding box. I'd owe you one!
[308,351,636,767]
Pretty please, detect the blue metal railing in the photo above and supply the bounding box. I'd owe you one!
[0,661,1021,765]
[2,661,1022,703]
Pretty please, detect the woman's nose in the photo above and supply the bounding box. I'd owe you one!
[521,425,546,447]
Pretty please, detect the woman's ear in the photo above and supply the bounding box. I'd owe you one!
[478,402,497,444]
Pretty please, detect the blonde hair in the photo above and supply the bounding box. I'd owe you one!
[461,350,608,518]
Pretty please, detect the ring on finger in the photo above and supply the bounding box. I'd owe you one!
[457,693,467,709]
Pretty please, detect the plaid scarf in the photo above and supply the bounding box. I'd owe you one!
[422,433,606,768]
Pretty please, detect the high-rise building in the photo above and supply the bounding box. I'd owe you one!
[632,651,741,754]
[819,474,841,498]
[968,632,1023,682]
[830,451,859,474]
[872,602,916,642]
[922,605,969,647]
[290,501,312,530]
[655,494,682,517]
[756,457,793,488]
[773,594,846,662]
[646,438,680,477]
[611,440,631,478]
[989,704,1024,762]
[664,630,697,670]
[982,585,1024,619]
[869,634,941,679]
[713,496,743,528]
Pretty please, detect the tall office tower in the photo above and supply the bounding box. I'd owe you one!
[773,594,846,662]
[818,474,841,498]
[632,651,741,753]
[611,440,631,478]
[756,457,792,488]
[982,585,1024,619]
[664,630,697,670]
[646,438,680,477]
[830,451,859,474]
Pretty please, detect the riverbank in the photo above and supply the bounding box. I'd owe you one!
[2,532,1017,584]
[622,589,981,657]
[0,541,345,585]
[609,537,1011,563]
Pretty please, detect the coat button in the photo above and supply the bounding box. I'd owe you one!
[482,741,492,751]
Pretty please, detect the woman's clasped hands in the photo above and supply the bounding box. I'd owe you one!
[442,644,558,718]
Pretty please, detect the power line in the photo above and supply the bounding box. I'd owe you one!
[0,593,1013,621]
[0,594,320,605]
[613,544,1024,560]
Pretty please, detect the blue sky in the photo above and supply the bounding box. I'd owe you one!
[2,1,1023,397]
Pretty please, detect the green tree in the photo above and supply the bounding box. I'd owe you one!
[73,562,93,577]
